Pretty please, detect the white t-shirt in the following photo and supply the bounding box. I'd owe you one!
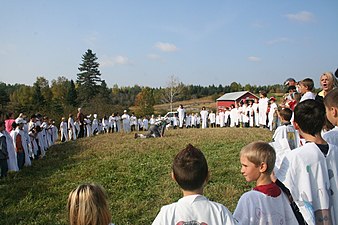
[300,91,315,102]
[276,142,334,225]
[323,126,338,146]
[152,194,236,225]
[234,189,298,225]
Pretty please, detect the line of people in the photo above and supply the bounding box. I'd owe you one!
[0,113,59,177]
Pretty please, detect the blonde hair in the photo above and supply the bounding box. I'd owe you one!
[320,72,338,90]
[67,183,111,225]
[240,141,276,174]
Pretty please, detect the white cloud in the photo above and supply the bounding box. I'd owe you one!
[267,37,292,45]
[83,32,99,46]
[248,56,261,62]
[285,11,315,23]
[154,42,178,52]
[100,55,132,67]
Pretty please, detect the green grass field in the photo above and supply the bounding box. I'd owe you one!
[0,128,272,225]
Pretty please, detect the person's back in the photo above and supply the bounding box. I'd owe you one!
[233,141,298,225]
[276,99,336,225]
[152,144,235,225]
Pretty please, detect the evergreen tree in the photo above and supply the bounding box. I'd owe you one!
[76,49,102,102]
[66,80,77,106]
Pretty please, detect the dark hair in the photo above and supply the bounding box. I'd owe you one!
[324,88,338,108]
[172,144,208,191]
[259,90,267,97]
[294,99,325,136]
[0,120,4,127]
[278,108,293,122]
[12,122,17,129]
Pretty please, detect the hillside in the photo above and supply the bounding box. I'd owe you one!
[0,127,272,225]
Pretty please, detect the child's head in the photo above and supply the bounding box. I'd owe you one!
[172,144,208,191]
[67,183,111,225]
[240,142,276,182]
[294,99,325,136]
[278,108,292,122]
[324,88,338,126]
[298,78,314,93]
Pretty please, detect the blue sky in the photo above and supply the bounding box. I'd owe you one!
[1,1,337,88]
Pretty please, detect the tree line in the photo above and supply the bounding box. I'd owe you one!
[0,49,287,123]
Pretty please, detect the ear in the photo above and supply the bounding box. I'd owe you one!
[293,121,300,130]
[171,171,176,182]
[259,162,268,173]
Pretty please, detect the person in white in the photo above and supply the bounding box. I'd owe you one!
[60,117,68,142]
[270,108,300,170]
[142,117,149,131]
[268,97,278,131]
[258,91,269,128]
[84,115,92,137]
[323,88,338,146]
[115,113,121,132]
[234,141,298,225]
[190,113,197,128]
[121,110,131,133]
[102,116,109,133]
[219,109,225,128]
[2,126,19,172]
[68,114,76,140]
[185,113,191,128]
[230,104,238,127]
[200,107,209,129]
[247,100,254,127]
[252,98,259,127]
[241,102,249,127]
[91,114,99,135]
[108,113,115,133]
[208,110,216,128]
[177,104,186,129]
[276,100,337,225]
[215,112,220,127]
[224,107,230,127]
[130,113,137,132]
[298,78,316,102]
[152,144,236,225]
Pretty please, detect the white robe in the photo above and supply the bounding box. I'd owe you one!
[152,194,236,225]
[177,107,186,128]
[234,190,298,225]
[60,121,68,141]
[200,110,208,129]
[258,97,268,126]
[323,126,338,146]
[3,131,19,171]
[276,143,337,225]
[268,102,278,131]
[300,91,316,102]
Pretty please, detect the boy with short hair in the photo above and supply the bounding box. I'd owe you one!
[233,141,298,224]
[323,88,338,145]
[298,78,316,102]
[271,108,300,169]
[152,144,236,225]
[276,99,338,225]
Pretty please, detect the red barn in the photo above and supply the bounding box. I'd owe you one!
[216,91,259,111]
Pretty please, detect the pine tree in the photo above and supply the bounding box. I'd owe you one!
[76,49,102,102]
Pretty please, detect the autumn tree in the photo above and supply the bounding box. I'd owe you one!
[76,49,102,103]
[134,87,155,116]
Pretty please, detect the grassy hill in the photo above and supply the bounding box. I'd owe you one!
[0,127,272,225]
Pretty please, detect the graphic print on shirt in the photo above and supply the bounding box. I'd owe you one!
[176,221,207,225]
[255,207,284,224]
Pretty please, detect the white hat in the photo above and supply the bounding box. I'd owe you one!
[15,118,26,124]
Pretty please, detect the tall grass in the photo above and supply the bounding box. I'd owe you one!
[0,128,271,225]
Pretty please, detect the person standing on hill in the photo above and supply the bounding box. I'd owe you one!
[258,91,269,128]
[177,104,186,129]
[76,108,85,138]
[200,106,209,129]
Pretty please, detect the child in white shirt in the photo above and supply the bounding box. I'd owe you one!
[152,144,236,225]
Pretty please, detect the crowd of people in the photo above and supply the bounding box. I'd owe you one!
[1,71,338,225]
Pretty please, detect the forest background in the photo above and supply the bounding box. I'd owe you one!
[0,49,298,123]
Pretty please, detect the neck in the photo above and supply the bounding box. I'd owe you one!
[256,174,272,187]
[182,188,203,197]
[300,132,327,144]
